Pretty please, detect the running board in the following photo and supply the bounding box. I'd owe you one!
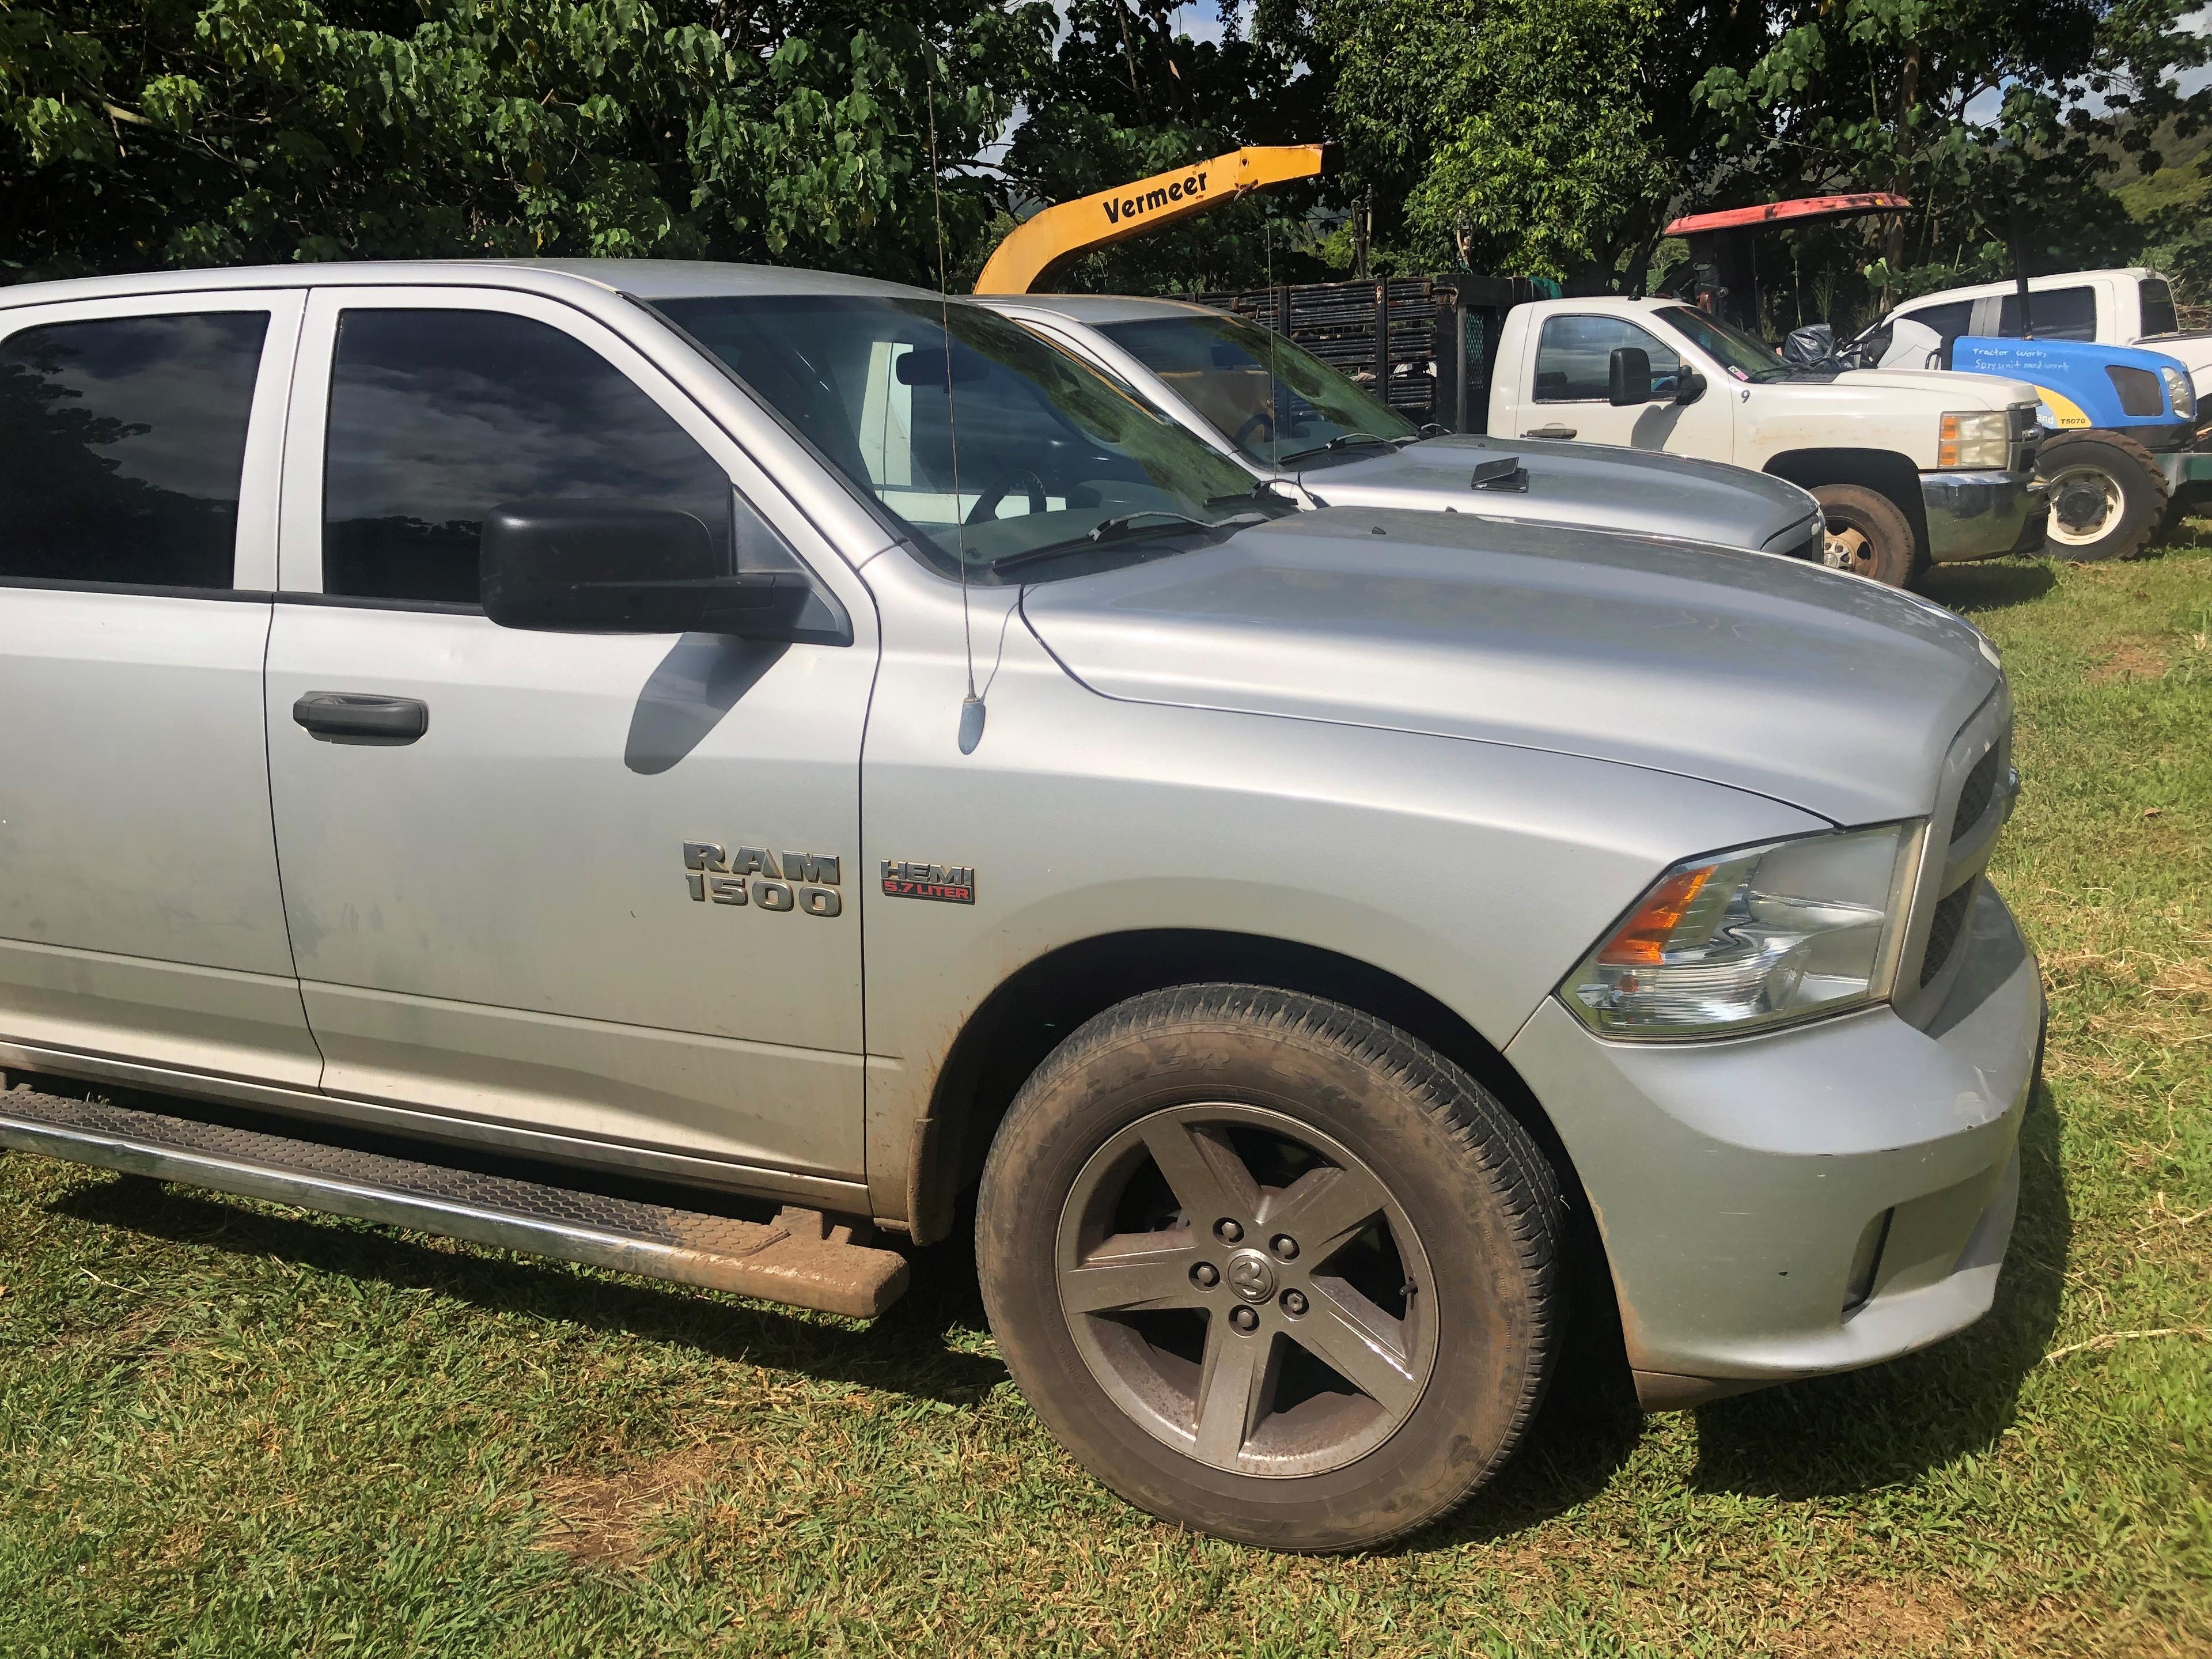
[0,1088,908,1319]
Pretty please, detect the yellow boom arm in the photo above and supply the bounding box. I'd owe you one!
[972,144,1325,296]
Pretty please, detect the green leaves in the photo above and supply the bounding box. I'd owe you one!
[0,0,1051,282]
[1689,0,2212,314]
[1306,0,1679,285]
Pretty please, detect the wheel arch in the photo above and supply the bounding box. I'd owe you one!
[904,929,1599,1270]
[1764,448,1930,554]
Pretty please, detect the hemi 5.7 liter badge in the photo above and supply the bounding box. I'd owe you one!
[881,859,975,904]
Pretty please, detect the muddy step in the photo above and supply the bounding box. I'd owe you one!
[0,1088,908,1319]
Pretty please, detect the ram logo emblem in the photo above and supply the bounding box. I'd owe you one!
[682,843,842,917]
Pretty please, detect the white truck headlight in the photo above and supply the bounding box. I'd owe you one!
[1562,824,1919,1039]
[2160,365,2195,420]
[1937,411,2010,470]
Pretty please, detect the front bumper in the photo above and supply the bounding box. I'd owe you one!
[1921,470,2048,564]
[1505,881,2043,1407]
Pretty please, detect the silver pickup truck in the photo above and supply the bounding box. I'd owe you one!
[0,260,2042,1552]
[983,292,1831,563]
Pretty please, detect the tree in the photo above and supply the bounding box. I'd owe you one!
[0,0,1052,282]
[1694,0,2212,315]
[999,0,1330,294]
[1269,0,1778,289]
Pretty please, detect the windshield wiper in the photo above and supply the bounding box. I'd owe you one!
[990,510,1266,575]
[1276,431,1397,465]
[1206,479,1291,509]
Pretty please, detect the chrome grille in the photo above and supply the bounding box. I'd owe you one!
[1919,880,1977,988]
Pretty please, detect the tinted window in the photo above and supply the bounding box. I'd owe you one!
[1532,316,1683,401]
[0,312,267,588]
[2140,278,2180,338]
[1893,299,1974,342]
[324,310,736,604]
[1997,287,2097,341]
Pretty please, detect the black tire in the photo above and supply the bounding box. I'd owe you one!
[1812,483,1922,588]
[2036,430,2171,561]
[975,984,1562,1552]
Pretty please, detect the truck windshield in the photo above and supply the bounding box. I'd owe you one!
[1653,305,1791,382]
[1099,310,1418,467]
[655,294,1283,582]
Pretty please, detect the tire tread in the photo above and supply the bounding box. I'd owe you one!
[997,982,1563,1548]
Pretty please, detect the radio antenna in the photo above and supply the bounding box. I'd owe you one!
[927,54,986,755]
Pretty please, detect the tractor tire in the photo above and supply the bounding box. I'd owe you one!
[2036,430,2171,561]
[1812,484,1922,588]
[975,984,1562,1552]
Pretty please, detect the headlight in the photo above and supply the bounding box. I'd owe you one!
[1937,411,2010,470]
[1562,824,1919,1039]
[2161,365,2195,420]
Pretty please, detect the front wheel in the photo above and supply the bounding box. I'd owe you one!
[2036,430,2171,561]
[975,985,1562,1551]
[1812,483,1922,588]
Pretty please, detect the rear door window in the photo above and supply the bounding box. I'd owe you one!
[2139,278,2180,337]
[323,309,742,605]
[1997,287,2097,340]
[0,312,268,588]
[1532,316,1683,402]
[1892,299,1974,343]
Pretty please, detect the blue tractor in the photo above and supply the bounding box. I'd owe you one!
[1858,326,2197,562]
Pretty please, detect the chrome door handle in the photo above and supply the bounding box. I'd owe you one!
[1523,425,1578,440]
[292,691,429,744]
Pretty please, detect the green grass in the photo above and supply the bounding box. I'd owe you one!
[4,541,2210,1658]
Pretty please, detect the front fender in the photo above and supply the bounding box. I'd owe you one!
[855,609,1825,1222]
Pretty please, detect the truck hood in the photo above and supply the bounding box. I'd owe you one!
[1294,433,1821,554]
[1021,508,2001,825]
[2140,330,2212,378]
[1831,366,2041,407]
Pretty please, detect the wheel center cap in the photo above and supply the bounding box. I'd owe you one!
[2056,483,2107,529]
[1225,1248,1277,1304]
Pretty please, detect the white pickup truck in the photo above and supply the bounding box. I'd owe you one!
[1876,267,2212,388]
[1487,297,2050,588]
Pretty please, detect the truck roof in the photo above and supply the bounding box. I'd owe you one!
[1890,268,2164,310]
[979,293,1224,327]
[0,259,932,312]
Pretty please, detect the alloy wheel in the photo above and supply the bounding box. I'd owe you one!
[1053,1101,1438,1478]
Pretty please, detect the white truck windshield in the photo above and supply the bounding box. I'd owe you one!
[1654,305,1792,383]
[1099,311,1417,467]
[657,295,1279,581]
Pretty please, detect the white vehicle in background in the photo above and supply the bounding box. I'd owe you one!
[1483,297,2050,589]
[1875,267,2212,389]
[982,293,1829,563]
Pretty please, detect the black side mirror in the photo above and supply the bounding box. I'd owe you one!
[1673,369,1709,406]
[481,500,812,636]
[1607,346,1653,406]
[1782,324,1833,366]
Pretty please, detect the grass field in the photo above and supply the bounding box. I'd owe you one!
[2,540,2208,1657]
